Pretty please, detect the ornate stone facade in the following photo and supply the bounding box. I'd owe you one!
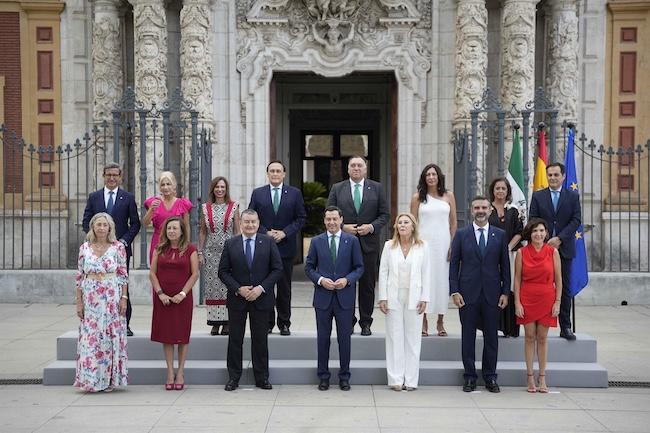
[180,0,214,129]
[453,0,488,125]
[91,0,123,122]
[545,0,579,123]
[500,0,539,111]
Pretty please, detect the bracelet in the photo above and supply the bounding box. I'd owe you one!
[156,289,163,296]
[121,295,128,300]
[180,291,186,297]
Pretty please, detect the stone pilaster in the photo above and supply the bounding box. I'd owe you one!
[91,0,123,123]
[500,0,539,111]
[545,0,579,124]
[453,0,488,127]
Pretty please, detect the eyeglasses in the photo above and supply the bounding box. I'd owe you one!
[104,174,121,178]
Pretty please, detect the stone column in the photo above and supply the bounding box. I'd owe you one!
[91,0,123,163]
[453,0,488,193]
[545,0,579,125]
[130,0,167,190]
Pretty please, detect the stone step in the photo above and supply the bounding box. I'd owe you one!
[55,331,599,363]
[43,359,608,387]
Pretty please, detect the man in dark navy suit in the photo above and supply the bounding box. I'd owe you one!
[305,206,364,391]
[248,161,306,335]
[218,209,284,391]
[529,162,582,340]
[82,162,141,336]
[327,156,389,336]
[450,196,510,393]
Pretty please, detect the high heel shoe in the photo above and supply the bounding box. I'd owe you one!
[537,374,548,393]
[175,374,185,390]
[165,375,175,391]
[421,314,429,337]
[526,373,537,393]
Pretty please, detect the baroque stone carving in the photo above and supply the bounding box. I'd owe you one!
[237,0,431,95]
[92,15,123,121]
[453,0,488,124]
[500,0,539,111]
[545,0,578,122]
[132,0,168,105]
[180,0,214,127]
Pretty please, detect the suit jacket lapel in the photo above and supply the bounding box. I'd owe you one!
[544,189,555,215]
[556,188,567,213]
[360,181,372,213]
[341,181,356,215]
[468,227,482,260]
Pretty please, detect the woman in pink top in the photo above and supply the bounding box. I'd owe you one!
[143,171,193,262]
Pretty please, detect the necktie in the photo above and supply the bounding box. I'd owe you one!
[245,238,253,268]
[353,183,361,213]
[107,191,115,214]
[478,228,486,256]
[273,187,280,213]
[552,190,559,211]
[330,235,337,264]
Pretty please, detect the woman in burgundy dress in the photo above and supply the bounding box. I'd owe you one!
[514,218,562,393]
[150,217,199,390]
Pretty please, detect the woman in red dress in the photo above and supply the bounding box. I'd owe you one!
[514,218,562,393]
[149,217,199,390]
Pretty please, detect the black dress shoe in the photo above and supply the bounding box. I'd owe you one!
[318,379,330,391]
[360,326,372,336]
[560,328,577,341]
[280,325,291,336]
[224,379,239,391]
[268,328,273,334]
[126,327,134,337]
[462,378,476,392]
[256,380,273,390]
[210,326,220,336]
[339,380,351,391]
[485,379,500,393]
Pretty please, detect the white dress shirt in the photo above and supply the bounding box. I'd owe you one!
[104,186,119,208]
[269,182,283,205]
[473,222,490,246]
[349,178,365,203]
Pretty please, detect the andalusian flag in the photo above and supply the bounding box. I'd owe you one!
[507,128,527,211]
[533,128,549,191]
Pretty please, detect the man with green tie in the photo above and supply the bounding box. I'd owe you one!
[248,161,306,335]
[327,156,390,335]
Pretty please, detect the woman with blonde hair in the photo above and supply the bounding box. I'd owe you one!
[143,171,193,262]
[378,212,430,391]
[74,212,128,392]
[150,216,199,390]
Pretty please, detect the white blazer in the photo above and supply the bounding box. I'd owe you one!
[377,240,431,310]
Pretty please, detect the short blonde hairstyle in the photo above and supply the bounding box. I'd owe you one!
[158,171,177,192]
[389,212,423,248]
[86,212,117,243]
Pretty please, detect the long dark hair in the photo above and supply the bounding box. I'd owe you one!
[156,217,190,256]
[207,176,231,205]
[417,163,446,202]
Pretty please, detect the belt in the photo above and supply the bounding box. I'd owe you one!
[85,272,117,281]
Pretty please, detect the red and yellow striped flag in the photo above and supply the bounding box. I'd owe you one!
[533,129,549,191]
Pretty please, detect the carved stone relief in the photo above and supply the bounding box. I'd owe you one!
[500,0,539,110]
[92,15,123,121]
[180,0,214,127]
[453,0,488,125]
[132,0,168,105]
[545,0,578,122]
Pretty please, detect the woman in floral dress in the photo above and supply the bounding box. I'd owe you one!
[198,176,239,335]
[74,212,129,392]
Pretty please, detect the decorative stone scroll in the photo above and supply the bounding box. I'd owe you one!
[500,0,539,112]
[545,0,578,123]
[91,0,123,122]
[180,0,214,129]
[453,0,488,125]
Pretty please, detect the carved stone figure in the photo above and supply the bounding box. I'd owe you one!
[312,19,355,57]
[92,14,123,121]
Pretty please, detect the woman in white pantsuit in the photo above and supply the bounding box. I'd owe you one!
[378,213,430,391]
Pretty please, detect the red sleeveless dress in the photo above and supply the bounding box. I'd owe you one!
[517,243,558,327]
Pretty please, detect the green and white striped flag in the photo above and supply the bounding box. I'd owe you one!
[507,129,527,214]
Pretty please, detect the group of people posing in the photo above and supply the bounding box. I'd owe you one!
[74,156,581,396]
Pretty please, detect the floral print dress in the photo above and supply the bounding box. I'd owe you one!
[74,241,128,392]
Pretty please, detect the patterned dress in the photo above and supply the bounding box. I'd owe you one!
[74,241,128,392]
[202,201,238,325]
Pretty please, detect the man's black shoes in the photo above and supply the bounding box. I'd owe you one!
[462,378,476,392]
[224,380,239,391]
[560,328,577,341]
[318,379,330,391]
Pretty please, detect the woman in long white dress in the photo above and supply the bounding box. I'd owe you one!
[410,164,457,336]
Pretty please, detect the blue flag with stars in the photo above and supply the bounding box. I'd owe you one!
[563,128,589,296]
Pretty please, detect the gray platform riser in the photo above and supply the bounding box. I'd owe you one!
[56,332,598,363]
[43,360,608,387]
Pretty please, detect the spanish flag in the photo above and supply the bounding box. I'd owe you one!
[533,128,549,191]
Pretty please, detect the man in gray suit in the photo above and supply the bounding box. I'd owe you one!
[327,156,390,335]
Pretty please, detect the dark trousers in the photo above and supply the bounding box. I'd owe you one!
[355,250,378,328]
[126,254,132,327]
[316,296,353,381]
[269,257,294,330]
[560,257,573,330]
[227,305,270,383]
[459,300,500,381]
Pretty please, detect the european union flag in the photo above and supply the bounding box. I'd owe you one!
[563,128,589,297]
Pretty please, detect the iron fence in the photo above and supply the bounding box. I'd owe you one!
[0,88,212,270]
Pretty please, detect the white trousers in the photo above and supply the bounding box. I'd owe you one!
[385,288,424,388]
